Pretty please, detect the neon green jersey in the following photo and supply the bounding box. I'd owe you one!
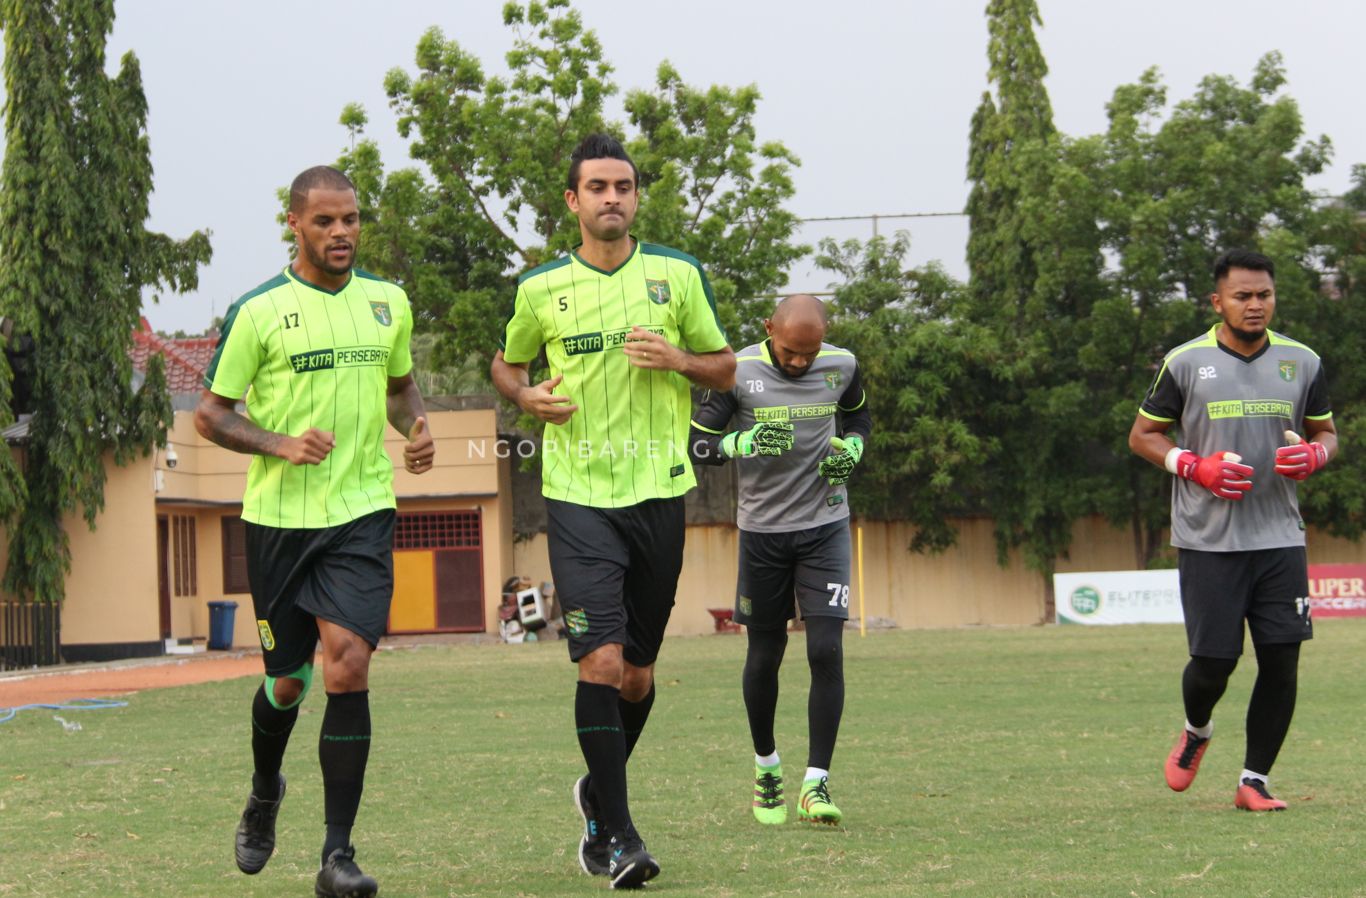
[204,266,414,528]
[501,240,728,508]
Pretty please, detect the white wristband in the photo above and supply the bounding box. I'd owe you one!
[1164,446,1187,475]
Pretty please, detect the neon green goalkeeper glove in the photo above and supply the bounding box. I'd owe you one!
[818,434,864,485]
[720,421,795,458]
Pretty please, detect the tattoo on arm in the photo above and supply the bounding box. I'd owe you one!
[200,403,284,457]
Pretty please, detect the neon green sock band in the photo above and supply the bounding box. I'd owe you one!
[265,662,313,711]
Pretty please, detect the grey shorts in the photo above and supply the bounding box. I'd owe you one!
[735,519,851,631]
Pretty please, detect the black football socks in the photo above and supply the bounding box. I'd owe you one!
[620,683,656,761]
[577,681,632,836]
[318,690,371,866]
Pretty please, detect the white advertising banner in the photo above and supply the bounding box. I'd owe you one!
[1053,569,1183,625]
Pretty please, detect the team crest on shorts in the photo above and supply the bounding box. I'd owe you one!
[257,620,276,651]
[370,301,392,326]
[739,596,753,616]
[824,371,842,390]
[565,609,589,637]
[1278,360,1296,382]
[646,279,671,305]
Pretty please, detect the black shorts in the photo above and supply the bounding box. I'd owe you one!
[545,497,685,666]
[245,509,395,677]
[1177,546,1313,659]
[735,519,851,631]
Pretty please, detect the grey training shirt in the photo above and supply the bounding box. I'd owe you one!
[691,340,871,534]
[1140,325,1332,552]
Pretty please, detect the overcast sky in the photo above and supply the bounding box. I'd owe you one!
[40,0,1366,332]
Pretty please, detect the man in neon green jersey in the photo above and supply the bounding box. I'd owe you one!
[492,133,735,889]
[196,165,434,898]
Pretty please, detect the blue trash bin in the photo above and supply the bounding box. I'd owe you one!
[207,600,239,650]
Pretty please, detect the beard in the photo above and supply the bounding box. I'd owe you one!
[305,240,354,276]
[1227,322,1266,343]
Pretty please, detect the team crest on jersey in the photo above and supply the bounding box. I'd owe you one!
[1278,360,1296,382]
[824,371,842,390]
[257,620,276,651]
[646,279,671,305]
[370,301,392,326]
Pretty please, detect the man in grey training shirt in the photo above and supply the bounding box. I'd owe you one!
[1129,249,1338,811]
[690,294,872,826]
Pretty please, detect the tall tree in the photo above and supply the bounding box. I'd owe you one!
[0,0,212,603]
[965,0,1055,323]
[963,0,1106,608]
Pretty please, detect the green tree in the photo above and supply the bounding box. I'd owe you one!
[626,62,806,347]
[963,0,1107,608]
[320,0,805,375]
[1285,163,1366,542]
[0,0,212,603]
[336,0,612,371]
[818,232,991,552]
[965,0,1055,323]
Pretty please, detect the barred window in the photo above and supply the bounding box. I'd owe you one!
[394,511,481,550]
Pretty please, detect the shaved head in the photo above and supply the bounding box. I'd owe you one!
[765,294,828,377]
[770,293,829,328]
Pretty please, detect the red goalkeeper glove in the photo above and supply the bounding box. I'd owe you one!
[1274,430,1328,481]
[1166,448,1253,500]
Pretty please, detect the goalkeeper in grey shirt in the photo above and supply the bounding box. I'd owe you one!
[690,294,871,826]
[1129,249,1337,812]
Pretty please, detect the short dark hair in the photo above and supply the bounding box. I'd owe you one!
[1213,248,1275,286]
[289,165,356,213]
[566,133,638,192]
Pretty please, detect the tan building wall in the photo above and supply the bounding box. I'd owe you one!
[63,453,161,648]
[513,515,1366,638]
[0,450,163,652]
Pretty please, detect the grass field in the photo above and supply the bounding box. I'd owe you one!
[2,621,1366,897]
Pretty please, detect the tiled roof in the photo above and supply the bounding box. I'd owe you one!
[2,413,30,444]
[128,318,217,395]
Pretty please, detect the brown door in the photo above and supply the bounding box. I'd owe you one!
[156,516,171,639]
[435,548,484,631]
